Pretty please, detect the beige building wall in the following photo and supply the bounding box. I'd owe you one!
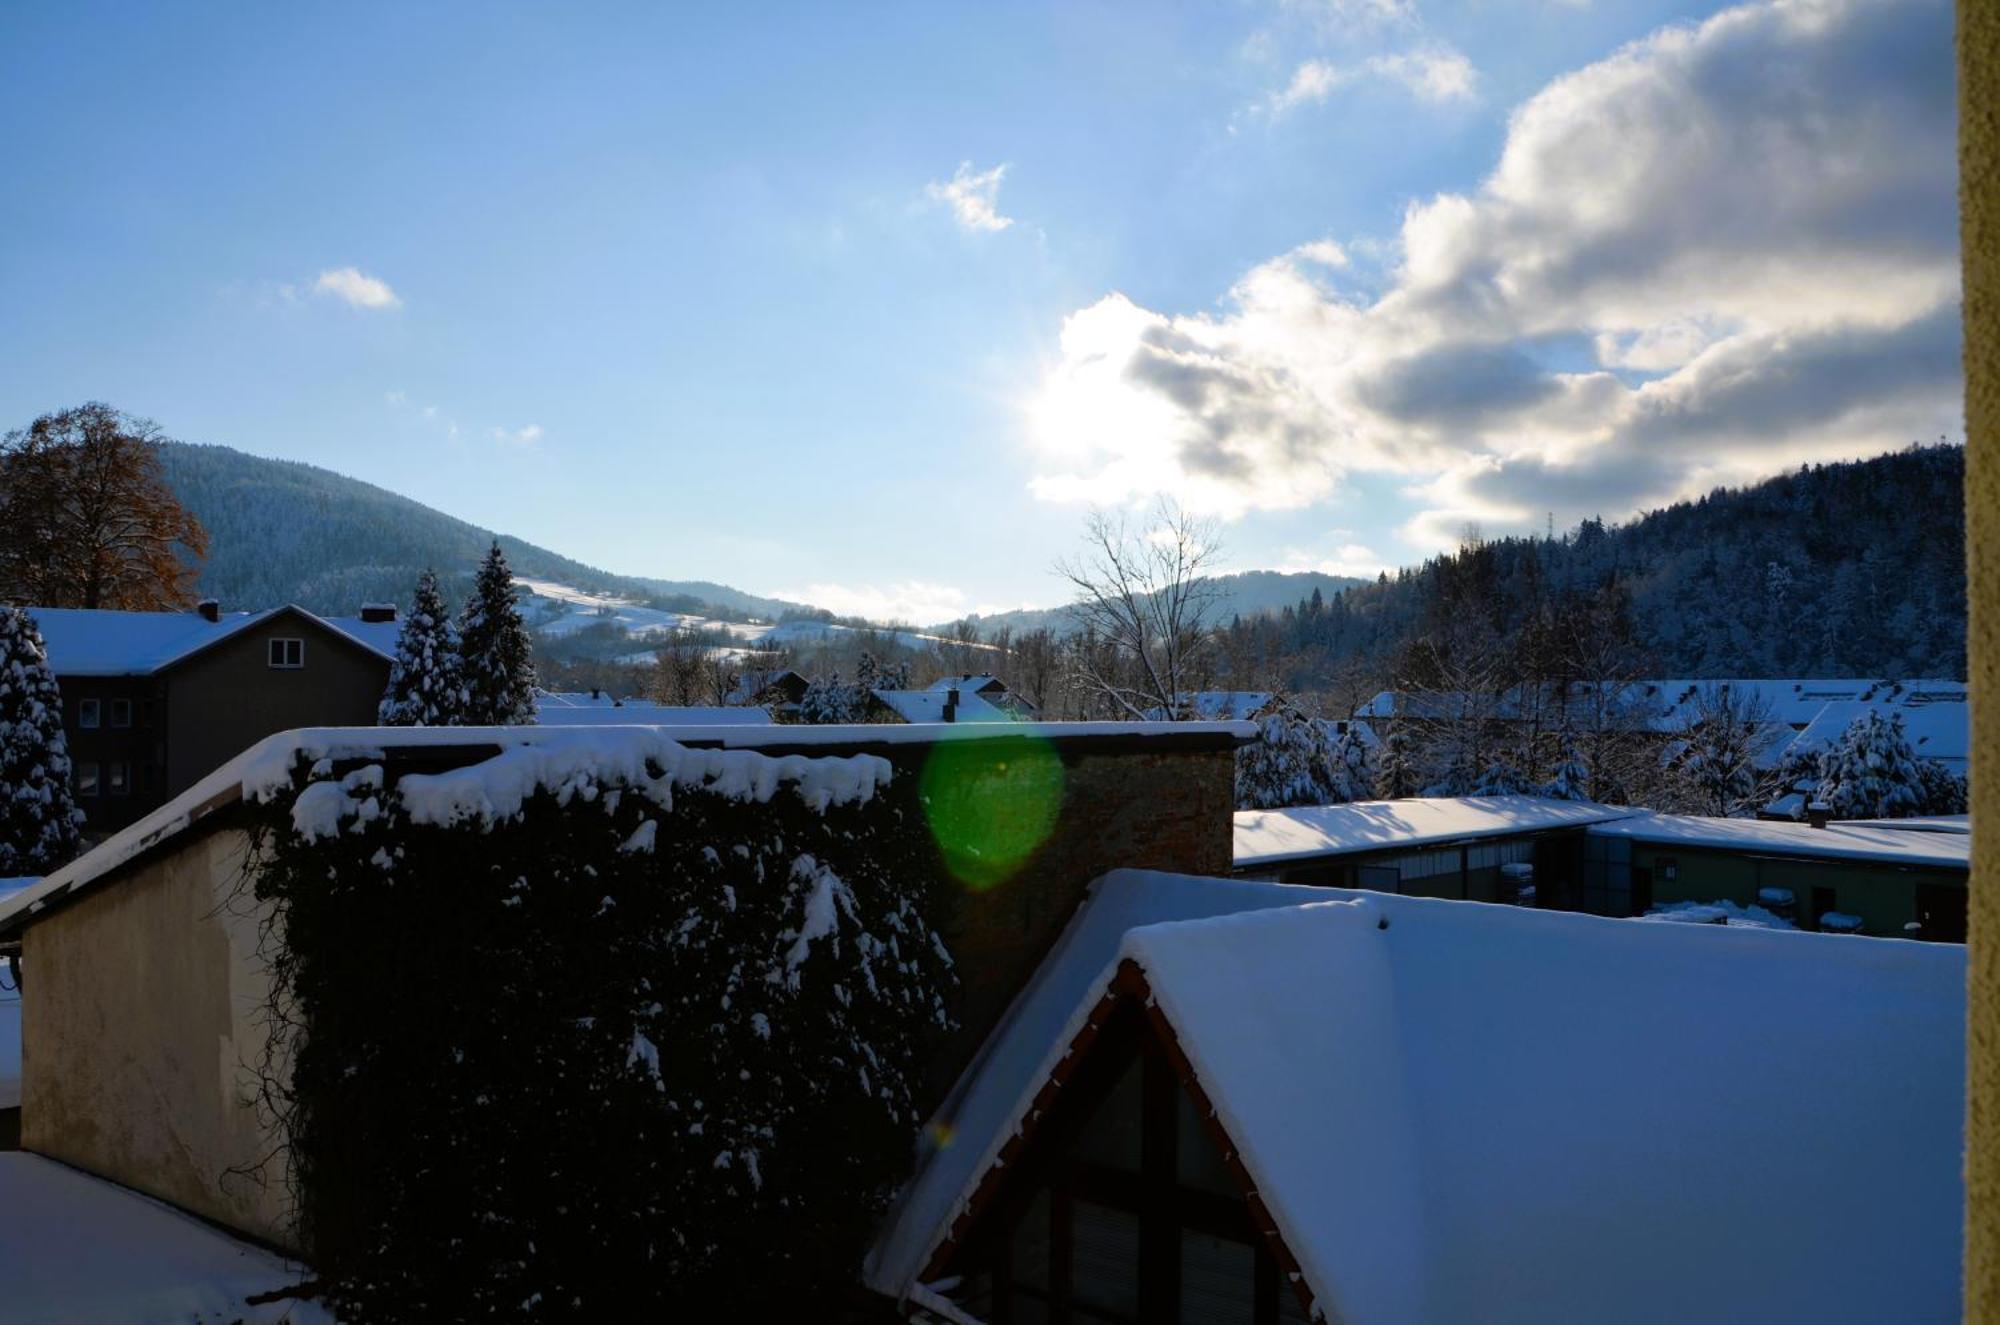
[20,827,296,1248]
[1967,0,1998,1315]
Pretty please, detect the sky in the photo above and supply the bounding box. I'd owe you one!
[0,0,1962,624]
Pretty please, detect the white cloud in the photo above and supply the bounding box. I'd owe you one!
[1031,0,1959,549]
[772,580,987,626]
[1280,542,1388,578]
[491,424,544,447]
[1264,44,1476,115]
[312,266,401,309]
[925,161,1015,233]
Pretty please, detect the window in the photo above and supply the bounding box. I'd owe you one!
[78,698,100,729]
[268,638,305,669]
[76,763,99,797]
[110,698,133,728]
[107,762,130,796]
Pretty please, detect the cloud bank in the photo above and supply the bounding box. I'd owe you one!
[1029,0,1960,549]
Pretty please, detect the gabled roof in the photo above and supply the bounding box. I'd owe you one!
[1234,795,1642,869]
[924,674,1008,694]
[870,689,1012,723]
[865,869,1316,1298]
[896,885,1965,1324]
[29,605,397,677]
[1587,812,1972,869]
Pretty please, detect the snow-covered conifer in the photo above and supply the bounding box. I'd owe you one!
[378,569,465,727]
[1469,758,1528,797]
[1373,720,1419,799]
[797,672,864,724]
[1916,759,1968,816]
[1815,710,1924,819]
[1539,731,1591,801]
[0,608,83,875]
[1235,704,1333,810]
[1321,722,1374,803]
[457,543,538,725]
[1675,685,1769,817]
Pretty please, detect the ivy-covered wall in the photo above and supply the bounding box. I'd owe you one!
[246,732,960,1320]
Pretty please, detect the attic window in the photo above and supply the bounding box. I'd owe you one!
[269,638,305,669]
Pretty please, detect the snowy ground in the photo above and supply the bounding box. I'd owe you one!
[0,1153,331,1324]
[1636,900,1799,930]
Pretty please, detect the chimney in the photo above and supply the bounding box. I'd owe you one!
[196,599,221,623]
[359,603,398,624]
[943,687,959,723]
[1805,800,1831,829]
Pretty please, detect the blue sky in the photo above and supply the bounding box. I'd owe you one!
[0,0,1961,622]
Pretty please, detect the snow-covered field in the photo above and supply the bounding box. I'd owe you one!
[516,577,996,659]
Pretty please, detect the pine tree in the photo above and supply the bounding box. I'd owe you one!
[1321,723,1374,804]
[379,569,466,727]
[1915,759,1969,816]
[1373,720,1419,799]
[1815,710,1925,819]
[1470,757,1529,797]
[1539,730,1591,801]
[457,543,538,725]
[0,608,83,875]
[797,672,865,724]
[1675,685,1768,817]
[1235,705,1334,810]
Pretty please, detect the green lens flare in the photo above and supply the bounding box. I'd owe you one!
[919,735,1065,891]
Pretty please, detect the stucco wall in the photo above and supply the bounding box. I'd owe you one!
[165,616,388,799]
[1967,0,1999,1315]
[19,827,294,1247]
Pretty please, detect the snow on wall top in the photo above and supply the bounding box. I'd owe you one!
[0,1152,332,1324]
[864,869,1318,1298]
[28,605,398,676]
[535,692,774,727]
[1115,894,1966,1325]
[0,721,1255,939]
[1586,813,1972,868]
[1233,795,1643,868]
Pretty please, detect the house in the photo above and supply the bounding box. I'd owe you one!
[535,690,773,726]
[33,603,401,834]
[874,872,1965,1324]
[723,667,809,715]
[0,719,1252,1259]
[1583,813,1971,939]
[1232,795,1644,902]
[927,673,1038,718]
[870,687,1014,723]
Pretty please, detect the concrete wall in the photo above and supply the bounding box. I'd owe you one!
[20,827,294,1247]
[1964,0,2000,1310]
[165,615,388,799]
[887,738,1238,1101]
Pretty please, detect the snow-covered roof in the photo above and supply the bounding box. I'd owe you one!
[1587,813,1971,869]
[1146,690,1275,721]
[870,689,1012,723]
[925,674,1008,694]
[29,605,397,676]
[1833,815,1971,835]
[893,886,1965,1323]
[1777,699,1968,769]
[865,869,1318,1298]
[1233,795,1642,869]
[0,1152,330,1324]
[1357,678,1967,738]
[0,721,1256,940]
[534,693,773,726]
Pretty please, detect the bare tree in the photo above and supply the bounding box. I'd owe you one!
[1055,501,1223,719]
[649,629,711,706]
[0,403,209,609]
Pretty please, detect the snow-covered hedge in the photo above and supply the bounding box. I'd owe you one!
[243,731,959,1320]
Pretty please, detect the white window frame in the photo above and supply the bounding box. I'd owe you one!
[268,638,305,669]
[78,698,100,729]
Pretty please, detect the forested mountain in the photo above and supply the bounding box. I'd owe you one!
[951,569,1370,637]
[157,444,806,620]
[1225,444,1966,689]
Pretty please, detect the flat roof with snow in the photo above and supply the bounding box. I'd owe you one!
[1587,813,1971,869]
[1233,795,1642,869]
[888,882,1965,1323]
